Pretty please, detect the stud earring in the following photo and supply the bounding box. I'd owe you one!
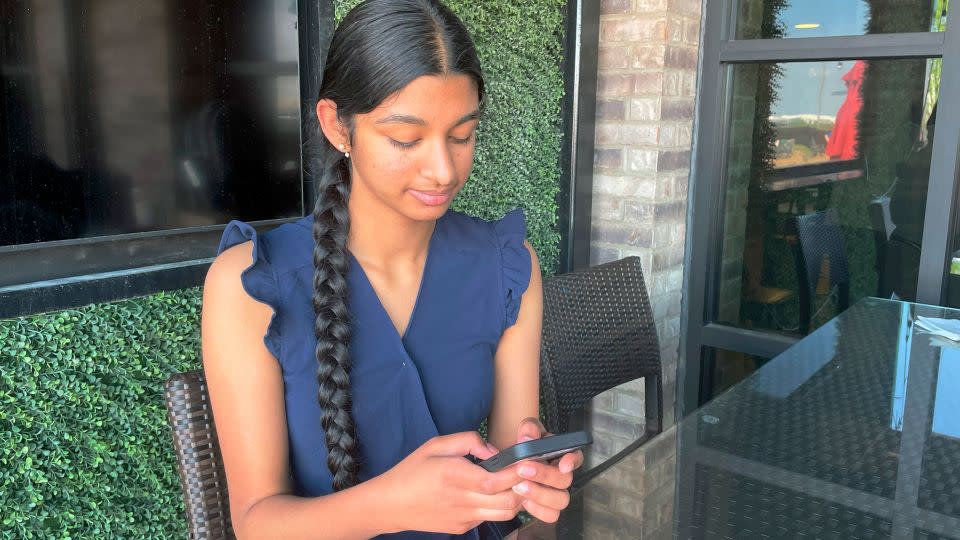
[338,143,350,159]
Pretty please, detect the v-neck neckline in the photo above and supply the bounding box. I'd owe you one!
[348,221,441,342]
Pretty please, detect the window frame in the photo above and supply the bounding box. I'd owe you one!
[680,0,960,412]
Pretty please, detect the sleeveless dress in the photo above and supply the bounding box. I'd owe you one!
[217,208,532,540]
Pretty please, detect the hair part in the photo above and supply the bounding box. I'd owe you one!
[310,0,485,491]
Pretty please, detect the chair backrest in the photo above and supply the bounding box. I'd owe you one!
[165,370,234,539]
[868,197,894,298]
[539,256,662,435]
[794,208,851,334]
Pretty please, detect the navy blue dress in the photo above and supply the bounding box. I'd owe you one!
[217,209,532,539]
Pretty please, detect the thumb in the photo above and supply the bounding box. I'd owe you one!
[516,417,545,444]
[424,432,499,460]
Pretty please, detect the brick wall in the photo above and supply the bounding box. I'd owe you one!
[587,0,702,466]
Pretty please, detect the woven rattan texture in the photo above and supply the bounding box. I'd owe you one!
[795,208,851,298]
[165,370,234,539]
[539,256,662,434]
[697,302,902,498]
[918,434,960,519]
[687,464,894,539]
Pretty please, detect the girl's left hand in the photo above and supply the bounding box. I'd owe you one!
[510,417,585,523]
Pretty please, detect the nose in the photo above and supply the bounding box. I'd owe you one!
[421,138,457,186]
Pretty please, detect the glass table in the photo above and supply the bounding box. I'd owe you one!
[514,298,960,539]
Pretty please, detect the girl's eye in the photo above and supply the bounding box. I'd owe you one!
[389,138,419,149]
[451,133,475,145]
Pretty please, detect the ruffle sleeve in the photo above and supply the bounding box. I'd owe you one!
[492,208,533,330]
[217,220,282,360]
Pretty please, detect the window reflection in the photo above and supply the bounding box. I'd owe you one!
[0,0,303,247]
[717,58,940,336]
[736,0,946,39]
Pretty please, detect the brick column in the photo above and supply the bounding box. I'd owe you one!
[587,0,702,465]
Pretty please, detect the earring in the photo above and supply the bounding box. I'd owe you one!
[338,143,350,159]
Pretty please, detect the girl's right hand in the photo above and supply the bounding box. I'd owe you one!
[377,432,524,535]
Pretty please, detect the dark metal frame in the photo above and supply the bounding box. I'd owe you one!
[679,2,960,414]
[558,0,600,273]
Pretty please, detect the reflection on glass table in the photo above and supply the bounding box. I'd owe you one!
[515,298,960,539]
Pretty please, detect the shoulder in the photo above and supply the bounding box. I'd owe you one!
[441,208,527,251]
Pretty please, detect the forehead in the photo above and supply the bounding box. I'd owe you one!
[367,74,480,125]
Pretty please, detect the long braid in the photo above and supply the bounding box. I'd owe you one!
[310,0,485,492]
[312,151,359,491]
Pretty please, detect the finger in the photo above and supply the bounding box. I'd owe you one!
[453,462,525,494]
[520,497,562,524]
[554,450,584,474]
[427,432,498,460]
[512,480,570,512]
[516,417,546,443]
[460,488,525,515]
[515,460,573,490]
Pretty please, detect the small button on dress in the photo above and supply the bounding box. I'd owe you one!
[217,209,532,540]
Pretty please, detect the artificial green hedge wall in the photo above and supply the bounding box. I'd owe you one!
[1,2,567,538]
[336,0,566,273]
[1,290,203,539]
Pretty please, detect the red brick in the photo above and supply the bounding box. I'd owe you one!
[657,150,691,171]
[601,17,668,42]
[663,71,680,96]
[668,0,701,16]
[624,201,655,225]
[629,97,661,121]
[665,45,698,69]
[601,0,632,14]
[661,98,694,120]
[632,44,666,69]
[596,99,626,120]
[599,46,631,69]
[685,19,702,44]
[598,73,637,96]
[636,0,669,10]
[634,72,664,94]
[628,148,660,171]
[667,18,684,41]
[594,149,624,169]
[591,222,653,247]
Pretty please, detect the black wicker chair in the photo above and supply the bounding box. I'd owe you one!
[164,370,234,539]
[539,256,663,484]
[794,209,851,334]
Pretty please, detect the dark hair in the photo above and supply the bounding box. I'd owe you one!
[311,0,485,491]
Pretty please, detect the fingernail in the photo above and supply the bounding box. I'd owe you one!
[486,443,498,454]
[520,435,534,443]
[518,465,536,478]
[512,482,530,495]
[560,462,573,474]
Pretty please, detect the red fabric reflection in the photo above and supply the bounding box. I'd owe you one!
[825,60,866,160]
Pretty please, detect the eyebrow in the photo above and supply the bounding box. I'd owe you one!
[375,110,481,127]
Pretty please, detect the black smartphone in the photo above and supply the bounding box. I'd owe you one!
[476,431,592,472]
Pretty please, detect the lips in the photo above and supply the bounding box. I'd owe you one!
[408,189,452,206]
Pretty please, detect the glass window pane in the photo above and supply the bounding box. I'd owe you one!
[716,59,940,335]
[701,347,769,403]
[735,0,947,39]
[1,1,303,247]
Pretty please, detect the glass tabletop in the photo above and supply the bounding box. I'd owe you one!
[517,298,960,539]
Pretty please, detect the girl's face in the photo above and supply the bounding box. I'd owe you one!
[345,74,481,222]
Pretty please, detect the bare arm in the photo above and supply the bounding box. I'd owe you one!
[487,240,543,452]
[201,243,398,539]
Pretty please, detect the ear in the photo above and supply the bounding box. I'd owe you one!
[316,99,349,152]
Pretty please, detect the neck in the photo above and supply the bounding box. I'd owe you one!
[346,186,436,270]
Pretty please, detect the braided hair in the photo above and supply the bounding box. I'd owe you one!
[311,0,485,491]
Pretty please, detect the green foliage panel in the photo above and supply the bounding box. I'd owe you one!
[336,0,566,273]
[1,289,203,539]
